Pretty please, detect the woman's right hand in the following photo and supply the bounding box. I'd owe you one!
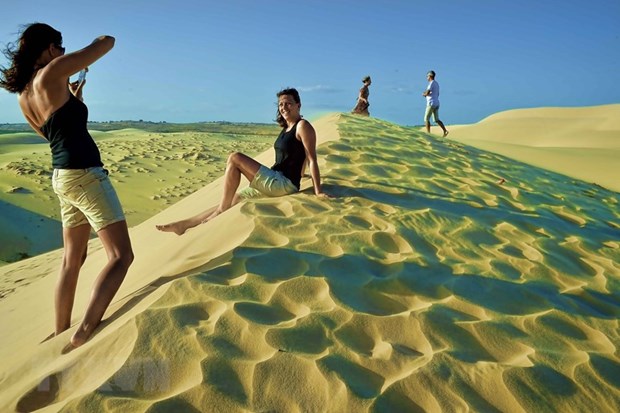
[69,79,86,101]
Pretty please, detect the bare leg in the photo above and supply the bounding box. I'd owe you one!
[437,120,449,137]
[425,121,431,134]
[197,152,261,223]
[219,152,261,211]
[157,152,261,233]
[155,205,218,235]
[55,224,91,335]
[70,220,134,348]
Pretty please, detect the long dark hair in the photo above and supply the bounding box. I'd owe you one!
[275,87,301,127]
[0,23,62,94]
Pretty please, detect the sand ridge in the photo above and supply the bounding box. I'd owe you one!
[0,112,619,412]
[447,104,620,192]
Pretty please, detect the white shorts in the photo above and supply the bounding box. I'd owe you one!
[238,165,298,199]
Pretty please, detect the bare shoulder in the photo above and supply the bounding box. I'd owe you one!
[298,119,315,133]
[297,119,317,148]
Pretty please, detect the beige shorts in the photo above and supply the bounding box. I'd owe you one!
[52,167,125,232]
[424,105,441,123]
[238,165,299,199]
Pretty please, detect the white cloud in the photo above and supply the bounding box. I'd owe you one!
[296,85,342,94]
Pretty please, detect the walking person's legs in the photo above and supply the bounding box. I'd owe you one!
[424,105,433,133]
[433,107,449,136]
[425,106,449,136]
[436,120,449,137]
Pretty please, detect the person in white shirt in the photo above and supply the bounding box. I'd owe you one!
[422,70,449,137]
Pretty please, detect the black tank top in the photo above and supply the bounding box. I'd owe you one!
[271,120,306,189]
[40,94,103,169]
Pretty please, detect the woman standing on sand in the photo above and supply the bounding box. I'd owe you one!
[351,75,371,116]
[0,23,133,348]
[156,88,329,235]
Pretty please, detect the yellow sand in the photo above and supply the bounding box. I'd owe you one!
[447,104,620,193]
[1,112,619,412]
[0,127,275,264]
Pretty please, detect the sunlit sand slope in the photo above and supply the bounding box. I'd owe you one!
[448,104,620,192]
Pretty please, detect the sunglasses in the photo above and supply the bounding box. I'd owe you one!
[54,43,65,53]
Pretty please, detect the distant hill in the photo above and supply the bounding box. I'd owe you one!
[0,120,279,135]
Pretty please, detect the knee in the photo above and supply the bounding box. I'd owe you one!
[228,152,247,166]
[122,249,135,269]
[112,247,134,270]
[62,251,87,272]
[228,152,241,164]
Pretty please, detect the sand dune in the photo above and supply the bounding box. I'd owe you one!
[1,112,619,412]
[0,126,275,264]
[447,104,620,192]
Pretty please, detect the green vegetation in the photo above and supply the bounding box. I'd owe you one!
[0,120,279,135]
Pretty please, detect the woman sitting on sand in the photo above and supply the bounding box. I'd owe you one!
[0,23,134,348]
[351,75,371,116]
[157,88,329,235]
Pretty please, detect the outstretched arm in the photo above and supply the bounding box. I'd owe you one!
[45,37,113,81]
[38,36,114,103]
[299,120,328,197]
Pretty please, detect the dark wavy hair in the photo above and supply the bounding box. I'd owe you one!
[0,23,62,94]
[275,88,301,127]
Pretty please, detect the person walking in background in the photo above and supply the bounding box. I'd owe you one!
[422,70,449,137]
[351,75,371,116]
[0,23,134,349]
[157,88,329,236]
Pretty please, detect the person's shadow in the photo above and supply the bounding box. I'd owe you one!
[16,373,60,413]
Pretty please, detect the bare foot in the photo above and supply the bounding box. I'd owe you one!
[61,342,76,354]
[497,178,506,185]
[443,130,449,137]
[69,322,94,349]
[156,222,189,235]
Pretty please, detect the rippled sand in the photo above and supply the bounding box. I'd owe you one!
[0,113,618,412]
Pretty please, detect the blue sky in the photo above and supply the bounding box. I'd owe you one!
[1,0,619,126]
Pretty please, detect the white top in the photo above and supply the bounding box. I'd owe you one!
[426,79,440,107]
